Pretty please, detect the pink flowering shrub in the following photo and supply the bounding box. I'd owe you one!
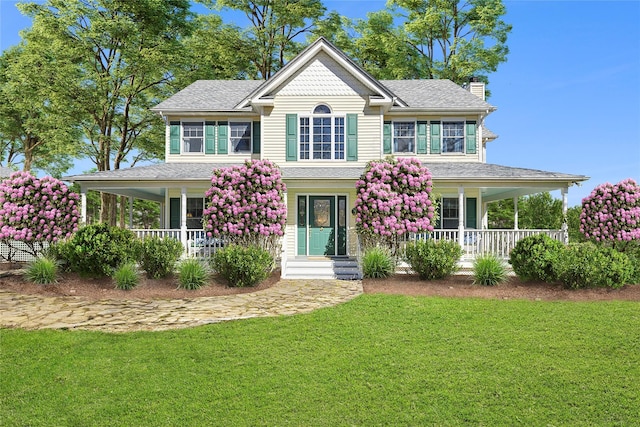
[0,171,79,261]
[355,157,435,253]
[580,178,640,242]
[203,160,287,256]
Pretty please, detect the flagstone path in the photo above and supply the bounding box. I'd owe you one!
[0,279,363,333]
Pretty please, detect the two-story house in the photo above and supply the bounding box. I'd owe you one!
[67,37,587,278]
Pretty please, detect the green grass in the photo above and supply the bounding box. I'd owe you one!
[2,295,639,426]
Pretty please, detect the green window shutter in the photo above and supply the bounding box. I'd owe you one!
[286,114,298,161]
[417,121,428,154]
[466,197,477,229]
[466,121,477,154]
[169,198,180,229]
[430,121,441,154]
[170,121,180,154]
[346,113,358,161]
[383,121,392,154]
[217,121,228,154]
[252,121,261,154]
[205,121,216,154]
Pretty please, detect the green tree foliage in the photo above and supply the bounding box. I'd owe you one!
[488,192,563,230]
[0,42,79,176]
[17,0,194,224]
[202,0,326,78]
[390,0,512,84]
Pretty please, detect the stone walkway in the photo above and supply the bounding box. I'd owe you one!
[0,279,363,333]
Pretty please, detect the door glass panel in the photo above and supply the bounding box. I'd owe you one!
[338,199,346,227]
[314,199,330,227]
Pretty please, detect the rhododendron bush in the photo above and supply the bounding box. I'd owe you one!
[580,178,640,242]
[203,160,286,257]
[0,171,80,261]
[355,157,435,253]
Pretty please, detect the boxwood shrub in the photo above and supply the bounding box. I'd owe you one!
[509,234,564,283]
[212,244,273,287]
[555,243,634,289]
[136,236,184,279]
[404,239,462,280]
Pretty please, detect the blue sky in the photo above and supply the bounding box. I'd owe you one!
[1,0,639,207]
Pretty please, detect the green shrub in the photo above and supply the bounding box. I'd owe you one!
[362,247,395,279]
[612,240,640,284]
[473,254,509,286]
[212,244,273,287]
[509,234,564,282]
[177,258,209,290]
[136,236,184,279]
[555,243,634,289]
[404,239,462,280]
[113,262,139,290]
[25,257,58,285]
[54,223,138,277]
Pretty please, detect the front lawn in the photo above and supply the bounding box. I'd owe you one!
[2,295,639,426]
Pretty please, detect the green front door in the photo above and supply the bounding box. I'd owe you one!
[309,196,335,256]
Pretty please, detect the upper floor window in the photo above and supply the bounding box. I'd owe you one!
[183,122,203,153]
[299,104,345,160]
[393,121,415,153]
[443,122,464,153]
[230,122,251,154]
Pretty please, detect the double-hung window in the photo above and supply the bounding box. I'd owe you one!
[442,121,464,153]
[299,104,345,160]
[230,122,251,154]
[393,121,415,153]
[183,122,204,153]
[186,198,204,229]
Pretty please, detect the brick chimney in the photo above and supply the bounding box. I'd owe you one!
[468,77,485,100]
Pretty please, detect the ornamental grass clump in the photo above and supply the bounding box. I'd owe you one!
[404,239,462,280]
[362,247,395,279]
[177,258,209,290]
[25,257,58,285]
[473,254,509,286]
[0,171,79,261]
[113,262,139,290]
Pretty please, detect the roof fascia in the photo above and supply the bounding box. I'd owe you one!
[238,37,405,108]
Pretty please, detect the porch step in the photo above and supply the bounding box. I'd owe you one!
[283,257,362,280]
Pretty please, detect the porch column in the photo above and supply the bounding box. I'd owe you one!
[80,186,87,225]
[128,196,134,229]
[513,197,519,230]
[561,186,569,244]
[180,187,188,249]
[482,201,489,229]
[281,190,288,275]
[458,186,465,247]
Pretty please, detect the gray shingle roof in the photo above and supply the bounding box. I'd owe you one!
[65,162,587,183]
[381,80,495,111]
[152,80,264,112]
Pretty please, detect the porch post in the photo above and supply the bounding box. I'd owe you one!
[180,187,188,250]
[513,197,519,230]
[281,190,288,276]
[458,186,465,247]
[128,196,134,229]
[80,186,87,225]
[561,186,569,244]
[482,201,488,229]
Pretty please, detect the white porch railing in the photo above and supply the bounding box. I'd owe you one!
[2,229,567,264]
[408,229,566,260]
